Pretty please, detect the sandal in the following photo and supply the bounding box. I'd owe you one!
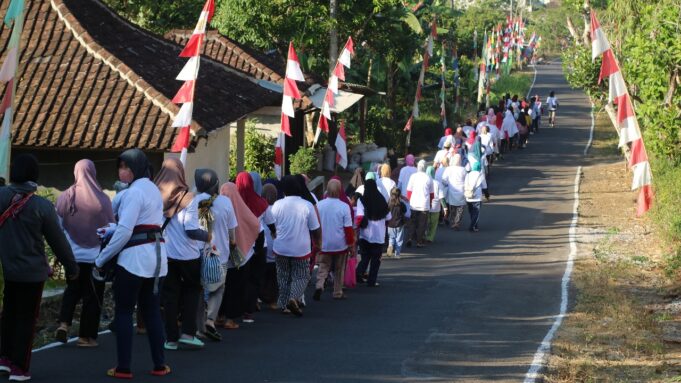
[77,338,98,348]
[55,326,69,343]
[150,365,171,377]
[107,368,133,379]
[223,320,239,330]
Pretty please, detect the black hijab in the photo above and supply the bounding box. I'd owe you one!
[281,175,301,197]
[195,168,219,195]
[10,153,39,184]
[294,175,316,206]
[118,149,150,181]
[360,179,389,220]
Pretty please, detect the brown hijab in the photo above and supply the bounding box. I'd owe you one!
[154,158,194,218]
[55,159,114,248]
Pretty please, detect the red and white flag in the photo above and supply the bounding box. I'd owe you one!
[170,0,215,164]
[317,37,354,135]
[274,132,284,179]
[591,11,652,216]
[281,42,304,136]
[335,121,348,169]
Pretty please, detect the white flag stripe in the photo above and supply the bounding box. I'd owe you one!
[172,102,193,127]
[321,101,332,120]
[608,72,627,102]
[335,134,347,168]
[618,116,640,147]
[328,75,339,94]
[412,99,420,119]
[282,95,296,117]
[286,59,305,81]
[193,11,209,35]
[1,107,12,139]
[176,57,200,81]
[631,161,652,190]
[591,28,610,60]
[0,46,17,82]
[338,48,352,68]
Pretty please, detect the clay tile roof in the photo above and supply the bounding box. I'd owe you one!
[167,30,285,84]
[0,0,281,152]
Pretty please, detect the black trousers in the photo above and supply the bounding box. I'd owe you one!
[220,266,246,320]
[58,262,105,339]
[113,266,165,372]
[357,240,383,286]
[162,258,201,342]
[0,280,43,372]
[244,232,266,315]
[260,261,278,305]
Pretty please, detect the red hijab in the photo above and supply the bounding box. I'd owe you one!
[495,112,503,130]
[235,172,268,218]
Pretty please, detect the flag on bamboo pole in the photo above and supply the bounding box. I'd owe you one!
[281,42,305,137]
[0,0,25,178]
[452,47,460,113]
[318,37,354,135]
[335,120,348,169]
[439,43,447,127]
[405,19,436,140]
[591,11,652,216]
[170,0,215,164]
[274,132,284,179]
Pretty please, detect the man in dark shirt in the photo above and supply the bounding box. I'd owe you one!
[0,154,78,381]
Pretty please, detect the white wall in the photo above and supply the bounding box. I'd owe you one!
[166,125,231,189]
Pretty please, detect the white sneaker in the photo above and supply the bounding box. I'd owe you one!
[394,254,401,259]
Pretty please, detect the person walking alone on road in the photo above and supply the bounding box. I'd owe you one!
[314,179,354,300]
[406,160,433,248]
[355,179,391,287]
[546,91,559,127]
[464,162,487,233]
[0,154,79,381]
[55,159,114,348]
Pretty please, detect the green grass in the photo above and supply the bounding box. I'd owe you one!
[489,71,533,101]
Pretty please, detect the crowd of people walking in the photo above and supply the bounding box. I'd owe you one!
[0,92,551,381]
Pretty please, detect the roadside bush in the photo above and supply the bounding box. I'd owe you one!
[228,120,275,180]
[288,146,318,175]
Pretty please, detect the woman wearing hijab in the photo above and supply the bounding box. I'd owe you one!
[437,127,453,149]
[347,168,364,196]
[236,172,275,323]
[355,179,391,287]
[260,183,280,309]
[154,158,209,350]
[218,182,261,329]
[249,171,263,196]
[55,159,114,347]
[397,155,417,198]
[271,175,321,316]
[0,154,79,381]
[194,169,237,341]
[314,179,354,300]
[464,162,487,232]
[406,160,433,248]
[379,164,396,203]
[94,149,169,378]
[425,166,446,243]
[441,154,467,230]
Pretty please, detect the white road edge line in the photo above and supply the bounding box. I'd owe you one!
[526,64,538,99]
[33,330,111,353]
[523,61,590,382]
[523,165,581,383]
[584,102,595,156]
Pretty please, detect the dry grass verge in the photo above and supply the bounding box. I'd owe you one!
[544,111,681,382]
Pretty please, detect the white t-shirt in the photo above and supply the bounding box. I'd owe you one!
[464,171,488,202]
[272,196,320,257]
[106,178,168,278]
[433,149,448,167]
[480,133,494,155]
[398,166,417,197]
[317,198,352,252]
[430,179,446,213]
[441,165,467,206]
[195,193,238,264]
[407,171,433,212]
[546,96,558,110]
[59,218,100,263]
[356,199,391,244]
[379,177,396,201]
[165,196,202,261]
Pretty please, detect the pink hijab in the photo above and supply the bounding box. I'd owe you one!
[405,154,415,166]
[220,182,260,256]
[56,159,114,248]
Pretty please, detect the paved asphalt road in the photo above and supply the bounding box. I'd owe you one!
[30,61,592,382]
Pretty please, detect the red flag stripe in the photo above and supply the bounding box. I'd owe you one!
[280,113,292,136]
[628,138,648,167]
[318,115,329,133]
[180,34,203,58]
[171,80,195,104]
[636,184,653,217]
[599,49,619,84]
[283,77,301,99]
[171,126,191,152]
[615,93,634,124]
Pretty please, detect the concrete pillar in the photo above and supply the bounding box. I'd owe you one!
[236,119,245,172]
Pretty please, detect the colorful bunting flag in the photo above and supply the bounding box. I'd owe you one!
[317,37,354,135]
[335,121,348,169]
[274,132,284,179]
[281,42,305,137]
